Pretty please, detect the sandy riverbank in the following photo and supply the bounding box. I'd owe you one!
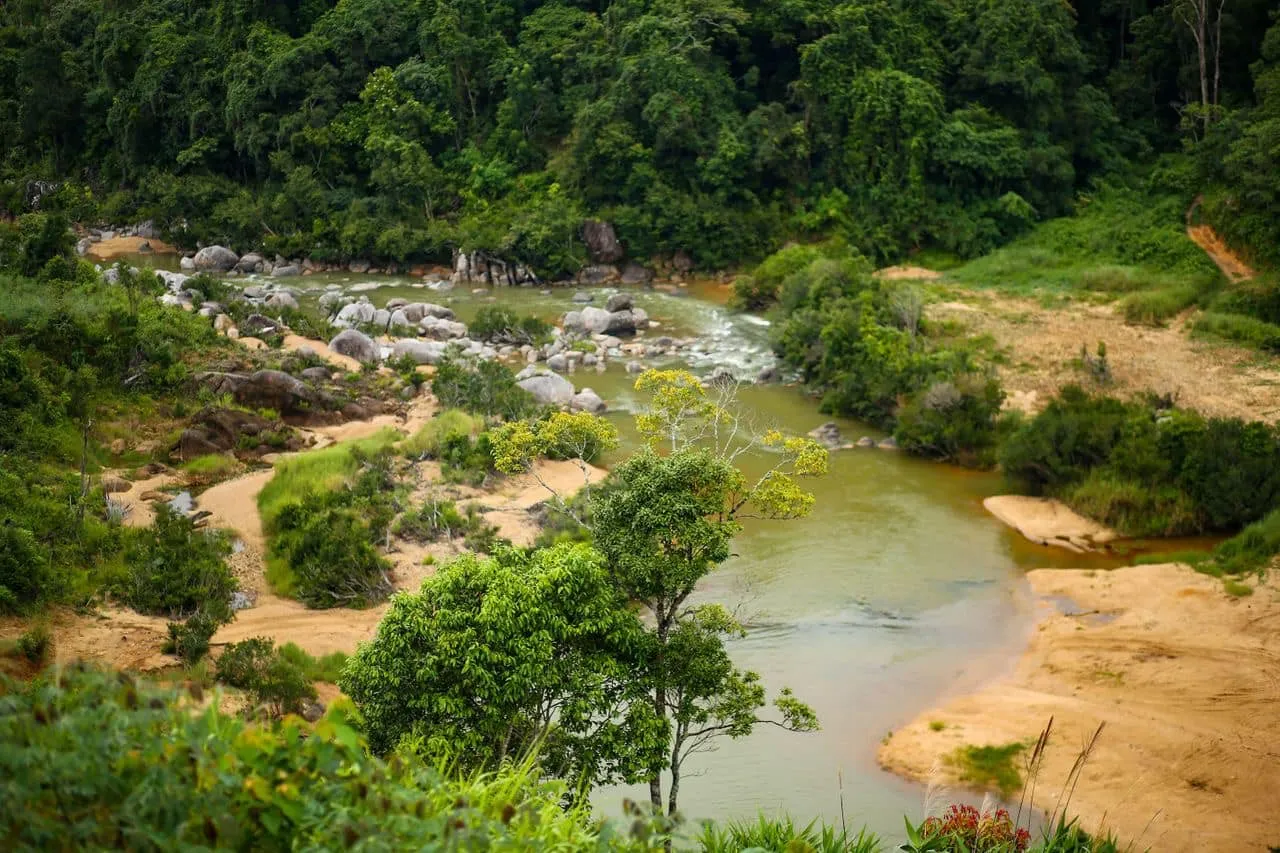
[878,563,1280,852]
[983,496,1118,554]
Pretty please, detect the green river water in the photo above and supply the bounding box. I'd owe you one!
[134,257,1198,839]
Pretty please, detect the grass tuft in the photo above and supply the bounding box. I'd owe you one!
[946,741,1026,798]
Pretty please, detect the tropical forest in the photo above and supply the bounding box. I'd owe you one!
[1,0,1279,850]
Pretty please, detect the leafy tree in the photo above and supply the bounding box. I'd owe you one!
[341,543,666,789]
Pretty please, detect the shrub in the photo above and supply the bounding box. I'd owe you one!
[998,386,1142,495]
[394,498,469,543]
[1174,418,1280,530]
[269,495,393,609]
[894,378,1005,467]
[276,642,348,683]
[0,665,663,851]
[0,526,51,614]
[402,409,482,457]
[164,612,221,664]
[117,504,237,623]
[431,358,538,420]
[468,306,551,345]
[1065,471,1203,537]
[216,637,318,717]
[15,624,52,665]
[730,242,834,310]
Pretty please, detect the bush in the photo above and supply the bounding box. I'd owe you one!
[698,815,880,853]
[164,612,221,664]
[0,665,663,851]
[216,637,318,717]
[1120,283,1202,325]
[0,526,51,614]
[894,378,1005,467]
[915,805,1031,852]
[394,498,469,543]
[468,306,551,345]
[117,504,236,622]
[1065,471,1203,537]
[269,495,393,609]
[431,358,539,420]
[15,624,52,665]
[1211,508,1280,576]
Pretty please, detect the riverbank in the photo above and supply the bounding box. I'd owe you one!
[878,562,1280,852]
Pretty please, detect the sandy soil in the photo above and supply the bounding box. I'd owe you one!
[876,265,943,281]
[111,471,183,528]
[879,563,1280,853]
[983,496,1117,554]
[280,334,363,372]
[1187,224,1254,282]
[84,235,177,260]
[928,295,1280,422]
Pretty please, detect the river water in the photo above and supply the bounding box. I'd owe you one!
[130,258,1188,839]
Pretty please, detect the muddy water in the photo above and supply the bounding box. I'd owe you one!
[142,261,1199,837]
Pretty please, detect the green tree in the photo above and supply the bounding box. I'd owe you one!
[341,543,666,788]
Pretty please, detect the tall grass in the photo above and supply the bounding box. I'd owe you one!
[1191,311,1280,351]
[945,741,1026,798]
[401,409,481,459]
[257,429,401,531]
[1209,506,1280,576]
[276,641,348,683]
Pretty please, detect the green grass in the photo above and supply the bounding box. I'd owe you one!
[928,720,947,732]
[277,642,349,683]
[181,453,238,483]
[257,428,401,531]
[1191,311,1280,351]
[401,410,481,459]
[1131,549,1212,568]
[1222,578,1254,597]
[1065,471,1203,537]
[945,741,1026,798]
[1211,507,1280,576]
[1120,282,1203,325]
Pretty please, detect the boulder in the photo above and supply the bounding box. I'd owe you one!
[580,306,612,334]
[625,360,644,374]
[578,264,619,284]
[300,366,332,383]
[877,436,899,451]
[372,309,391,329]
[213,314,234,333]
[348,259,371,274]
[582,220,624,263]
[192,374,333,417]
[603,310,638,335]
[388,309,413,330]
[271,264,301,278]
[180,256,196,271]
[337,301,377,327]
[75,237,93,256]
[571,291,594,304]
[707,367,736,388]
[855,436,877,448]
[390,339,448,365]
[756,365,782,384]
[605,292,634,313]
[154,270,189,292]
[620,262,653,285]
[234,253,265,274]
[265,292,299,311]
[328,329,380,365]
[562,311,586,335]
[230,591,254,612]
[569,388,607,414]
[419,316,468,340]
[319,291,349,312]
[193,245,239,272]
[546,353,568,372]
[808,422,843,450]
[136,221,159,240]
[238,314,279,337]
[517,371,575,407]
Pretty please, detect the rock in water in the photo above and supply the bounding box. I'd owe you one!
[808,422,843,450]
[193,245,239,272]
[271,264,301,278]
[569,388,607,414]
[329,329,380,364]
[265,292,298,311]
[756,365,781,384]
[707,367,736,388]
[605,292,634,313]
[517,372,575,407]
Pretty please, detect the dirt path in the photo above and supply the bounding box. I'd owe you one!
[928,295,1280,422]
[878,563,1280,853]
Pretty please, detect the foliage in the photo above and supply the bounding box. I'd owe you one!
[216,637,318,717]
[894,378,1007,467]
[911,805,1031,852]
[341,543,665,788]
[118,504,237,624]
[432,357,538,421]
[469,306,552,345]
[999,386,1280,536]
[1210,507,1280,576]
[1191,311,1280,352]
[14,624,52,666]
[698,814,880,853]
[258,435,400,608]
[0,665,669,851]
[944,742,1026,798]
[402,409,482,459]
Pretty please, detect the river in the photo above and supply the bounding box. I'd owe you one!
[128,257,1184,839]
